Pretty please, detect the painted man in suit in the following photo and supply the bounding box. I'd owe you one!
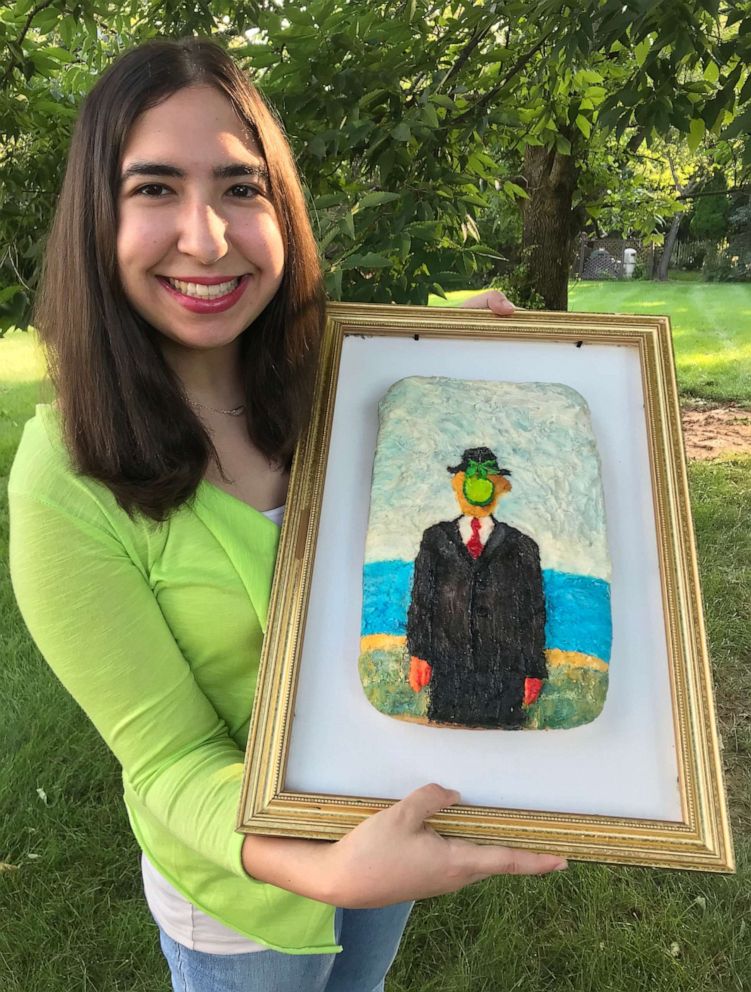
[406,446,547,728]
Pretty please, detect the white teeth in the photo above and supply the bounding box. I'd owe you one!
[167,277,240,299]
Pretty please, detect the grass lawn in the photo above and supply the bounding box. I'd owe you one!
[1,329,750,991]
[431,280,751,405]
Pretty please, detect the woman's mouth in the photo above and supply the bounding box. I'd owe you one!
[157,274,250,313]
[167,276,240,299]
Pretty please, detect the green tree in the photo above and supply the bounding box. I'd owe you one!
[690,171,731,240]
[1,0,750,327]
[493,1,751,306]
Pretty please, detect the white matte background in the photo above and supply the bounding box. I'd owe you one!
[285,332,682,822]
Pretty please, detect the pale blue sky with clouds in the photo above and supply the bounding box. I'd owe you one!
[364,376,611,580]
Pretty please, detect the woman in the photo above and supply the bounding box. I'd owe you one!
[9,38,565,992]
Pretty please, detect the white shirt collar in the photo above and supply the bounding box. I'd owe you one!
[458,515,494,546]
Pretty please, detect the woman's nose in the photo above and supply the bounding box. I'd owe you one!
[176,201,229,264]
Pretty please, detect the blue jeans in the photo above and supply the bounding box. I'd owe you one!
[159,902,414,992]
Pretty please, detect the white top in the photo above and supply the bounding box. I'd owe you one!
[141,502,284,954]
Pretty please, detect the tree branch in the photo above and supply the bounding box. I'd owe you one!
[405,15,497,109]
[1,0,61,92]
[452,27,553,127]
[435,20,493,94]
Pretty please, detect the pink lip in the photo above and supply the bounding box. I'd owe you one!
[157,274,250,313]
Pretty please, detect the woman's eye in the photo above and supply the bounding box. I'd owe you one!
[228,184,261,199]
[135,183,171,197]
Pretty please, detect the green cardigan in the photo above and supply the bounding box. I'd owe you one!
[8,405,338,954]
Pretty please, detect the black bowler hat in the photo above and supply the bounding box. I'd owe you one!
[447,446,511,476]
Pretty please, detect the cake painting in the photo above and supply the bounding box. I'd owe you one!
[358,377,612,731]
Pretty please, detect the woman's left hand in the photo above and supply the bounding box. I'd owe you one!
[460,289,516,315]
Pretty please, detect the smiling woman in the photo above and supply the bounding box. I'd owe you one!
[8,37,562,992]
[116,86,284,347]
[32,40,322,521]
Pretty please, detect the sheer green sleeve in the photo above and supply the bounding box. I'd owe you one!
[8,422,247,879]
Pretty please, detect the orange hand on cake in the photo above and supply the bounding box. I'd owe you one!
[409,656,432,693]
[523,677,543,706]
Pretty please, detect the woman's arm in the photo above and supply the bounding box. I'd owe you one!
[9,472,251,878]
[242,783,566,908]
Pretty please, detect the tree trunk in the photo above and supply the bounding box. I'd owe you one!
[520,142,579,311]
[656,213,681,281]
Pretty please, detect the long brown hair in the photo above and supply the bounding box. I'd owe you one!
[35,38,325,522]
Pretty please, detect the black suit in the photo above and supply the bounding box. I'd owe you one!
[407,517,547,728]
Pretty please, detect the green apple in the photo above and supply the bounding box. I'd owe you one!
[463,475,494,506]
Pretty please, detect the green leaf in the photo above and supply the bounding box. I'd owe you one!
[555,133,572,155]
[575,69,603,85]
[315,193,348,209]
[420,103,440,129]
[34,8,60,33]
[28,52,57,76]
[429,94,456,109]
[354,191,400,211]
[739,71,751,107]
[340,252,392,269]
[502,181,528,199]
[703,61,719,84]
[575,114,592,138]
[721,106,751,140]
[283,6,315,26]
[463,214,480,241]
[57,14,75,48]
[634,38,650,67]
[359,89,389,110]
[38,46,74,64]
[0,284,23,304]
[324,267,343,300]
[340,212,355,240]
[391,122,411,142]
[34,99,77,118]
[406,220,441,241]
[687,117,705,154]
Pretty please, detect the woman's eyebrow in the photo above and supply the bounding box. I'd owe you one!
[214,163,269,182]
[119,162,270,183]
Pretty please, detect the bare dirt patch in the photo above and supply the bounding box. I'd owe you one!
[681,404,751,460]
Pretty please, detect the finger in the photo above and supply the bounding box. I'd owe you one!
[462,289,515,313]
[484,289,515,315]
[396,783,461,828]
[465,843,567,877]
[458,291,492,310]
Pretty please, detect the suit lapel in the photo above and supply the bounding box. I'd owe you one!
[440,518,475,565]
[476,517,508,569]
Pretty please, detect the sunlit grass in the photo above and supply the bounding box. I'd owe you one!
[430,282,751,404]
[2,320,750,991]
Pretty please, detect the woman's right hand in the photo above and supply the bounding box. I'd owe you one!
[241,783,566,908]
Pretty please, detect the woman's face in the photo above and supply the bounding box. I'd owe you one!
[116,85,285,353]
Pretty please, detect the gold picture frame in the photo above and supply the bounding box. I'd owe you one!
[237,303,734,874]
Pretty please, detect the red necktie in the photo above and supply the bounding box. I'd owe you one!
[466,517,483,559]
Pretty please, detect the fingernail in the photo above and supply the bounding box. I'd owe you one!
[554,861,568,871]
